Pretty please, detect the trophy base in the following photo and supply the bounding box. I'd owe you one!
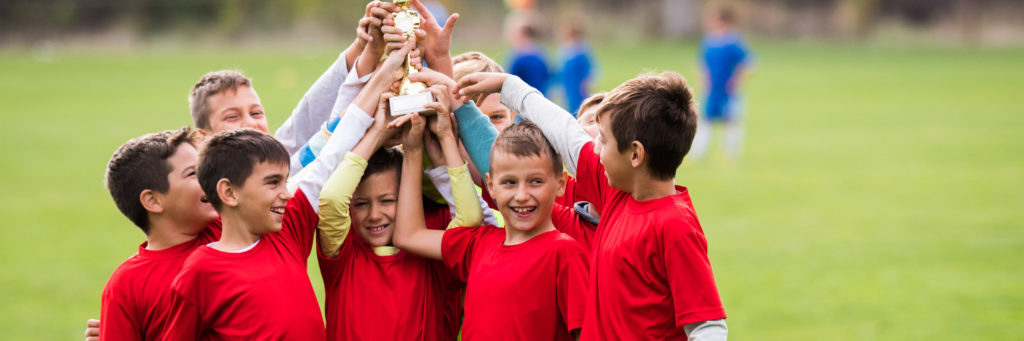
[389,92,436,116]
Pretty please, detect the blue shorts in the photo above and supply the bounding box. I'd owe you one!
[704,95,743,123]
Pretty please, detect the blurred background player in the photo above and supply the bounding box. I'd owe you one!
[504,11,551,97]
[692,3,753,163]
[557,14,595,116]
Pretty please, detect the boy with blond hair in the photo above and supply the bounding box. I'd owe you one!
[456,71,728,339]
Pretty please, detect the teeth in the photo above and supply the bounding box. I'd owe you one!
[511,207,534,213]
[270,208,284,214]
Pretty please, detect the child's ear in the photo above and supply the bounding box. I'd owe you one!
[630,141,645,169]
[484,173,494,197]
[216,178,239,208]
[556,170,567,197]
[139,189,163,214]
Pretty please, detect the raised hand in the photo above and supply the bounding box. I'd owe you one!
[411,0,458,74]
[401,113,427,151]
[423,85,455,138]
[408,67,464,107]
[356,1,400,76]
[453,72,509,103]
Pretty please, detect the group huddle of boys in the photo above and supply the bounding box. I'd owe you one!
[90,1,727,340]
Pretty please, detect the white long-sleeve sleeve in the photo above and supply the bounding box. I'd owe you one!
[684,319,728,341]
[499,76,592,176]
[287,104,375,211]
[275,50,352,155]
[424,165,499,226]
[287,62,374,175]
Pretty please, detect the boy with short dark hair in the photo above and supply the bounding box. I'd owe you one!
[162,128,325,339]
[392,104,589,340]
[456,71,728,339]
[99,127,221,340]
[315,88,482,341]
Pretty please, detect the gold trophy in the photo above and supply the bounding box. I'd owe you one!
[388,0,435,116]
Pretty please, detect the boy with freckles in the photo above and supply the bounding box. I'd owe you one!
[391,104,589,340]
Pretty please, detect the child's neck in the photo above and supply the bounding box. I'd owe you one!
[214,211,263,252]
[504,219,556,246]
[628,174,678,201]
[144,217,205,251]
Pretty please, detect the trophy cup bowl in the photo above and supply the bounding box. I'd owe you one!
[388,0,436,116]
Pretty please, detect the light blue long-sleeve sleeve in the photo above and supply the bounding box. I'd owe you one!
[452,100,499,177]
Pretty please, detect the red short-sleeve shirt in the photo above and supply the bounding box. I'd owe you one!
[575,142,726,339]
[163,190,324,340]
[99,220,221,340]
[318,202,463,341]
[441,226,589,341]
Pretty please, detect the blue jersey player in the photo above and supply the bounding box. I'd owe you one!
[693,4,752,162]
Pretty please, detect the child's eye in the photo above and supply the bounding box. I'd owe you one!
[251,112,264,117]
[501,179,515,185]
[225,115,238,121]
[353,202,368,208]
[187,171,197,177]
[530,179,544,185]
[381,199,397,204]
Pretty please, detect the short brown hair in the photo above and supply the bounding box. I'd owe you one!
[453,52,505,103]
[577,92,606,116]
[597,72,697,180]
[362,147,404,183]
[490,121,563,176]
[189,70,252,130]
[198,128,289,211]
[105,127,197,233]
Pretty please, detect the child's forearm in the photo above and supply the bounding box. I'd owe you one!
[445,163,483,229]
[275,50,352,156]
[394,146,427,253]
[499,76,592,176]
[452,101,499,177]
[684,319,728,341]
[287,105,374,211]
[317,152,368,258]
[289,65,372,174]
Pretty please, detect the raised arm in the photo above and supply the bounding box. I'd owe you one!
[423,86,483,229]
[392,113,445,260]
[317,93,399,258]
[288,42,415,210]
[456,73,591,176]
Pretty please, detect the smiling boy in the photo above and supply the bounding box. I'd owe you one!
[161,129,325,339]
[393,111,589,340]
[99,128,221,341]
[315,87,482,341]
[455,72,728,339]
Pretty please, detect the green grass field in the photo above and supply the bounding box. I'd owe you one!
[1,40,1021,339]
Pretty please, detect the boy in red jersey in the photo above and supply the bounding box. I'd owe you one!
[456,72,728,339]
[161,128,324,339]
[315,87,482,341]
[98,128,221,341]
[392,108,589,340]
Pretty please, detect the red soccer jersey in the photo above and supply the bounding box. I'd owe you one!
[574,142,726,339]
[441,225,588,341]
[164,190,324,340]
[99,220,221,340]
[319,201,463,341]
